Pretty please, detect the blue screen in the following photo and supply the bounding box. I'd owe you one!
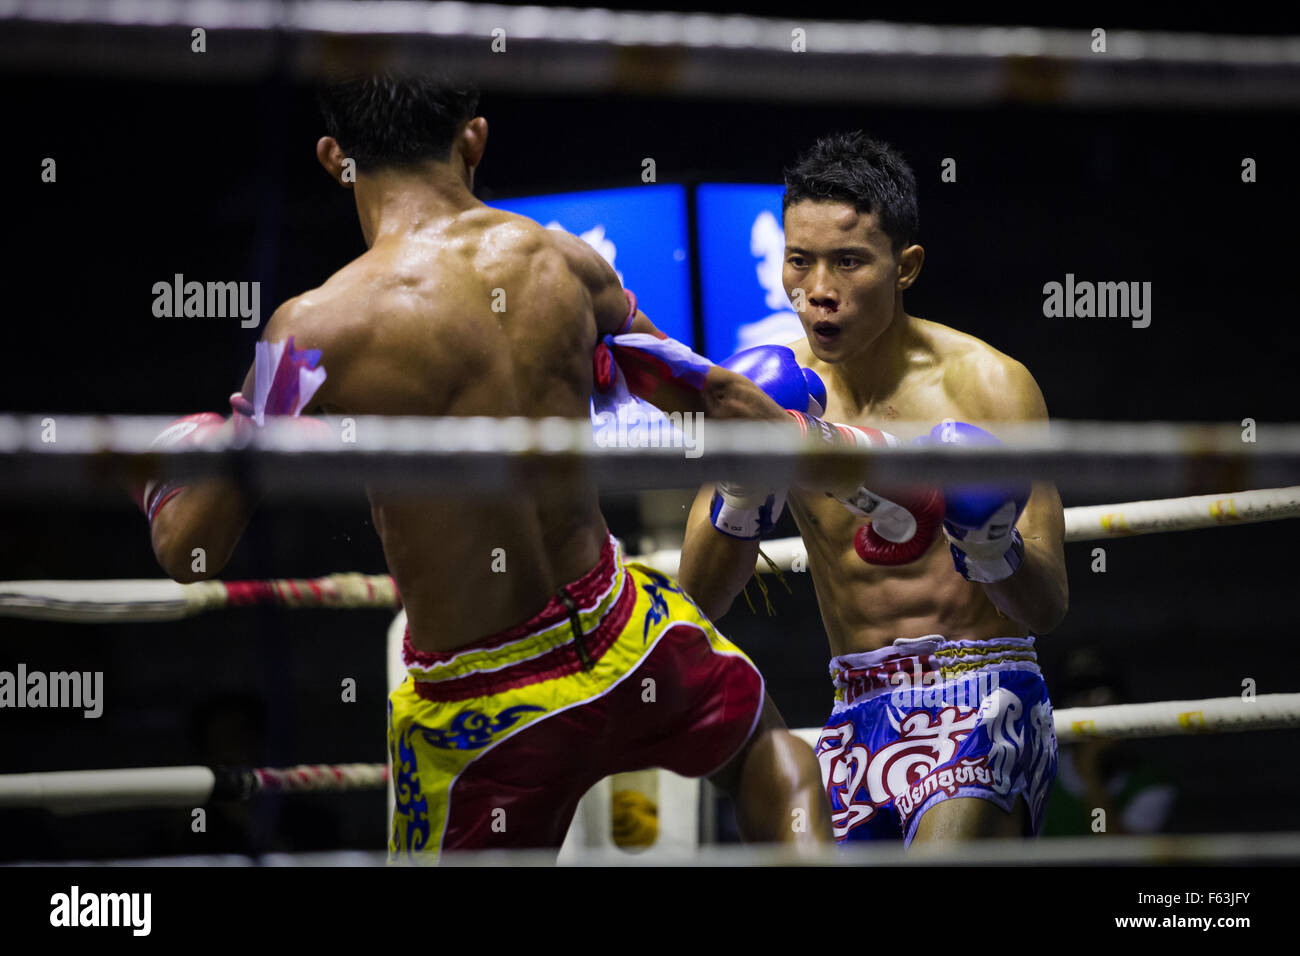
[696,183,806,360]
[490,185,692,347]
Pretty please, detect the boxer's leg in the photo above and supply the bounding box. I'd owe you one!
[615,561,831,844]
[911,793,1030,842]
[708,694,831,843]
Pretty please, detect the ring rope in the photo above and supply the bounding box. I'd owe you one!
[2,695,1294,813]
[643,485,1300,576]
[3,487,1294,622]
[249,763,389,795]
[0,574,401,623]
[0,763,391,813]
[3,416,1299,499]
[6,0,1297,112]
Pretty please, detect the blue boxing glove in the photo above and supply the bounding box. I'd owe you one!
[924,420,1031,583]
[717,345,826,417]
[709,345,826,539]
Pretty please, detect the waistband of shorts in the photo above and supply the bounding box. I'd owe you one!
[830,634,1041,707]
[402,533,634,702]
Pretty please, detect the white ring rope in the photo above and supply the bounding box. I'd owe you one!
[2,695,1295,813]
[1053,694,1300,743]
[9,0,1295,64]
[0,574,400,623]
[640,485,1300,577]
[2,416,1298,500]
[790,694,1300,748]
[0,763,390,814]
[5,486,1292,622]
[4,1,1297,108]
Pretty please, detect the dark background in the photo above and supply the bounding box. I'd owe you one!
[1,4,1297,859]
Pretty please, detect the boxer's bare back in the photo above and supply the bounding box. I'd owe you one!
[243,205,643,651]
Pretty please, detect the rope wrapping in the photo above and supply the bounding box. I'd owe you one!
[2,487,1297,621]
[250,763,390,795]
[2,695,1294,812]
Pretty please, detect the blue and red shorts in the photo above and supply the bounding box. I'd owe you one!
[815,635,1057,846]
[387,534,764,862]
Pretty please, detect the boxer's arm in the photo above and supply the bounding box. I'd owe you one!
[626,314,791,422]
[574,230,788,423]
[149,300,313,582]
[963,358,1068,634]
[989,479,1067,633]
[679,483,761,620]
[148,443,257,583]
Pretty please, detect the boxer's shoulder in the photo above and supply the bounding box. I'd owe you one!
[262,267,376,354]
[463,206,557,261]
[258,263,469,414]
[452,208,615,309]
[464,206,593,275]
[544,224,621,281]
[537,219,630,335]
[916,318,1046,421]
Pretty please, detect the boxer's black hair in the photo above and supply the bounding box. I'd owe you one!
[782,131,919,255]
[317,71,480,172]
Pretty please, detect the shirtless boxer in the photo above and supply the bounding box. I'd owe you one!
[137,73,830,861]
[678,132,1068,845]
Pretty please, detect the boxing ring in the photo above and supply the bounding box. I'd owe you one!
[3,0,1299,867]
[2,416,1299,864]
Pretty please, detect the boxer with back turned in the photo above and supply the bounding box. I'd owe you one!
[137,73,834,861]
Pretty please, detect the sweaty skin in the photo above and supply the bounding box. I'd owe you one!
[681,200,1067,654]
[259,205,631,652]
[678,199,1068,839]
[153,125,785,651]
[786,318,1065,655]
[147,117,826,844]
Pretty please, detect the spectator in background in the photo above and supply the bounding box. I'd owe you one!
[1042,648,1177,836]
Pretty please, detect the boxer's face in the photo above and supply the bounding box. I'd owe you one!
[782,200,911,364]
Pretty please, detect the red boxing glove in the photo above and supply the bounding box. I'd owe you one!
[849,486,945,566]
[786,410,944,566]
[132,412,227,522]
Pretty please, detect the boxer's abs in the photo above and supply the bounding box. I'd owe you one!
[791,494,1027,657]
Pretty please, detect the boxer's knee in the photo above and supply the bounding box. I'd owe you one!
[709,695,831,842]
[910,793,1030,844]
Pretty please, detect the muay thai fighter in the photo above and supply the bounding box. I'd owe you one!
[134,73,838,862]
[678,132,1068,845]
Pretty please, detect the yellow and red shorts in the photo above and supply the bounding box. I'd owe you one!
[387,534,764,862]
